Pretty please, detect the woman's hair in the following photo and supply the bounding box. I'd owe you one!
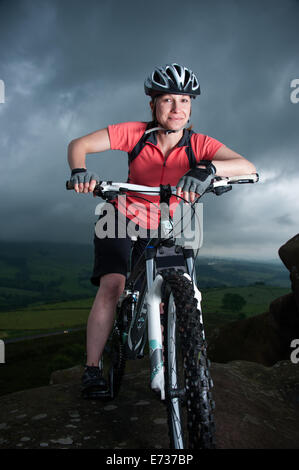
[150,96,193,130]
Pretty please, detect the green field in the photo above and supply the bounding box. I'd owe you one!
[0,285,290,341]
[202,285,290,315]
[0,241,98,312]
[201,285,290,335]
[0,241,290,313]
[0,298,93,339]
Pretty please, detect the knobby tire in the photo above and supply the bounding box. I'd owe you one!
[161,270,216,449]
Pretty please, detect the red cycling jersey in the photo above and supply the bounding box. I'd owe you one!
[107,121,223,229]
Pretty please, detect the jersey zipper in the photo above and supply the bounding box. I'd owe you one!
[160,157,167,184]
[145,141,169,185]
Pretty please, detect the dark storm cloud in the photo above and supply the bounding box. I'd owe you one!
[0,0,298,259]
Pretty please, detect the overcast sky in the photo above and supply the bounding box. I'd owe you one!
[0,0,298,261]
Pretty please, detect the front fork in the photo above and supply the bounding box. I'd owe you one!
[145,246,164,398]
[145,245,202,399]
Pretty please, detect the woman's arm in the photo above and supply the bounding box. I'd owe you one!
[67,128,111,193]
[178,145,257,202]
[210,145,256,176]
[68,128,111,169]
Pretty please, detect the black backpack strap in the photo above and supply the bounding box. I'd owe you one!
[184,129,198,169]
[128,122,154,165]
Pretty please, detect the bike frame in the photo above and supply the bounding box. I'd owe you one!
[123,235,202,400]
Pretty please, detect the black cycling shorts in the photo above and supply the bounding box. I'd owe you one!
[90,204,151,286]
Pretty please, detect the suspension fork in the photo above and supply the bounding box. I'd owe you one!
[145,245,165,400]
[145,245,156,291]
[182,247,197,286]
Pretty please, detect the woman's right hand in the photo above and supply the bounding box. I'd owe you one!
[70,168,100,193]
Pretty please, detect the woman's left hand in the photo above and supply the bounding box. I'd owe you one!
[176,167,214,202]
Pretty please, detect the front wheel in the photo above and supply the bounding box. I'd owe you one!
[161,270,216,449]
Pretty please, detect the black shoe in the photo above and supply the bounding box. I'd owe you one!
[81,365,109,398]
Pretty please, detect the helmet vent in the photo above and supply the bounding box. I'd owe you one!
[166,68,177,86]
[184,69,191,88]
[173,64,181,75]
[153,70,167,87]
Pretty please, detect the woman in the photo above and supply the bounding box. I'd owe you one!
[67,63,256,396]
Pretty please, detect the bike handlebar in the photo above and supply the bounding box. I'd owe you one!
[66,173,259,198]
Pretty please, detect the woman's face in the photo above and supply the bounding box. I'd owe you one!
[151,94,191,131]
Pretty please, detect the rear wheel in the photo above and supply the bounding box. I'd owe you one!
[100,307,126,399]
[161,270,215,449]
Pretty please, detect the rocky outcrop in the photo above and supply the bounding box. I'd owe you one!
[0,358,298,449]
[208,234,299,366]
[207,292,298,366]
[212,359,299,449]
[279,233,299,312]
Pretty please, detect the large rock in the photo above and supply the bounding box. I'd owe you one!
[0,358,298,449]
[211,360,299,449]
[207,310,286,366]
[279,233,299,312]
[208,292,299,366]
[208,235,299,366]
[279,233,299,274]
[269,292,299,346]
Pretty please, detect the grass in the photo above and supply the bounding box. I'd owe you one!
[200,285,290,337]
[202,285,290,316]
[0,298,94,339]
[0,285,290,340]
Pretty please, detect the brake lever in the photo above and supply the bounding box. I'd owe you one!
[93,182,121,201]
[213,185,232,196]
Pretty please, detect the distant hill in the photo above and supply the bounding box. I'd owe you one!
[195,257,290,288]
[0,241,97,311]
[0,241,290,311]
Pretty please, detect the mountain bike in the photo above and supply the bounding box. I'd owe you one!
[66,172,258,449]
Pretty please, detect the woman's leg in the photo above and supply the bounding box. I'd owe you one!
[86,272,126,366]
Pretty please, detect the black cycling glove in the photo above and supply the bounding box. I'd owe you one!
[176,161,216,196]
[70,168,100,186]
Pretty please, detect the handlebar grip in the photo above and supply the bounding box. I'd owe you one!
[228,173,259,184]
[65,181,103,197]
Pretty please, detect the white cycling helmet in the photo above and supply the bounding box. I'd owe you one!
[144,63,201,98]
